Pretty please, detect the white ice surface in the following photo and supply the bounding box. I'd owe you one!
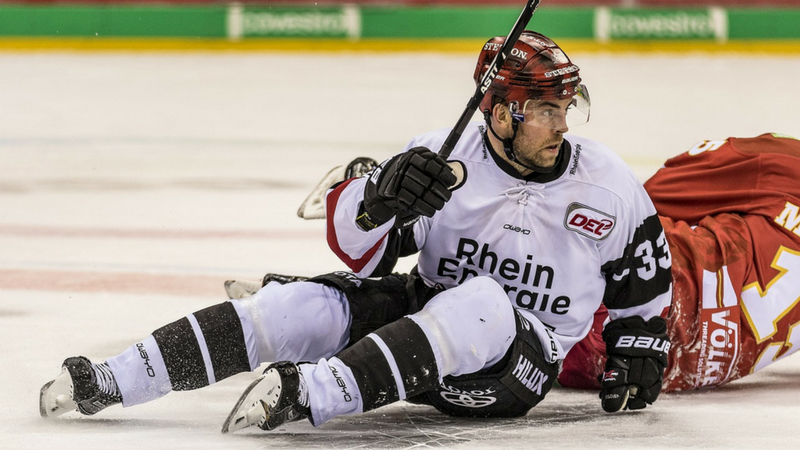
[1,51,800,449]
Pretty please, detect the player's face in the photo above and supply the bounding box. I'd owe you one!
[511,97,572,169]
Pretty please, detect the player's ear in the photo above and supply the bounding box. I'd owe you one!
[491,103,513,133]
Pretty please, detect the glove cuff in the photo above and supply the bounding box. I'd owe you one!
[356,202,392,231]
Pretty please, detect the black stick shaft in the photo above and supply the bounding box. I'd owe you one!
[438,0,541,160]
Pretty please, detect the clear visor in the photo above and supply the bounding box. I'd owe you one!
[510,83,591,130]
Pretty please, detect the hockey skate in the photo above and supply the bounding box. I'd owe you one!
[223,279,262,299]
[221,361,310,433]
[296,156,377,219]
[40,356,122,418]
[224,273,310,300]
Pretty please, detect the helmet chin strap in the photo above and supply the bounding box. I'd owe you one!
[485,113,558,174]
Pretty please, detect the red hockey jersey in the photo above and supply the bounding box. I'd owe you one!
[559,133,800,392]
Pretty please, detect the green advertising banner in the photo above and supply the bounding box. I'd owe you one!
[1,4,799,51]
[0,5,225,37]
[595,7,727,41]
[227,4,361,39]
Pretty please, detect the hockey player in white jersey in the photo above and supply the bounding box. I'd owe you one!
[40,31,672,431]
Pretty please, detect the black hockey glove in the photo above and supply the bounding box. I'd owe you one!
[600,316,670,413]
[359,146,456,230]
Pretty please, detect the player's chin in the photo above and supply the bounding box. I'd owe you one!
[536,147,560,166]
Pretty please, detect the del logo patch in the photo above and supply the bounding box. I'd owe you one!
[564,203,616,240]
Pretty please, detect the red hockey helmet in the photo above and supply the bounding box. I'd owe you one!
[474,31,589,127]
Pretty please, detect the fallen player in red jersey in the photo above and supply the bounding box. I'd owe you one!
[560,133,800,393]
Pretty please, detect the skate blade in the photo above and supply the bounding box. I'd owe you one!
[40,368,78,418]
[296,164,345,220]
[221,371,282,434]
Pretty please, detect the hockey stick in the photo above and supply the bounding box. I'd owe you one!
[296,0,540,218]
[439,0,541,160]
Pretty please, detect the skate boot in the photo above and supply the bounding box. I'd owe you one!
[221,361,310,433]
[224,274,310,300]
[40,356,122,418]
[297,156,378,219]
[223,279,262,299]
[261,273,310,287]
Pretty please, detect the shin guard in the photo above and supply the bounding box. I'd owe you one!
[153,301,251,390]
[336,317,439,412]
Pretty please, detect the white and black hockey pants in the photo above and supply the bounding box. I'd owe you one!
[102,271,559,420]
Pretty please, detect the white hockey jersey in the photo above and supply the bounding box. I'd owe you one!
[326,123,672,355]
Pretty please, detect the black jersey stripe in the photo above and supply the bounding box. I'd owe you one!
[602,213,672,311]
[368,228,420,277]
